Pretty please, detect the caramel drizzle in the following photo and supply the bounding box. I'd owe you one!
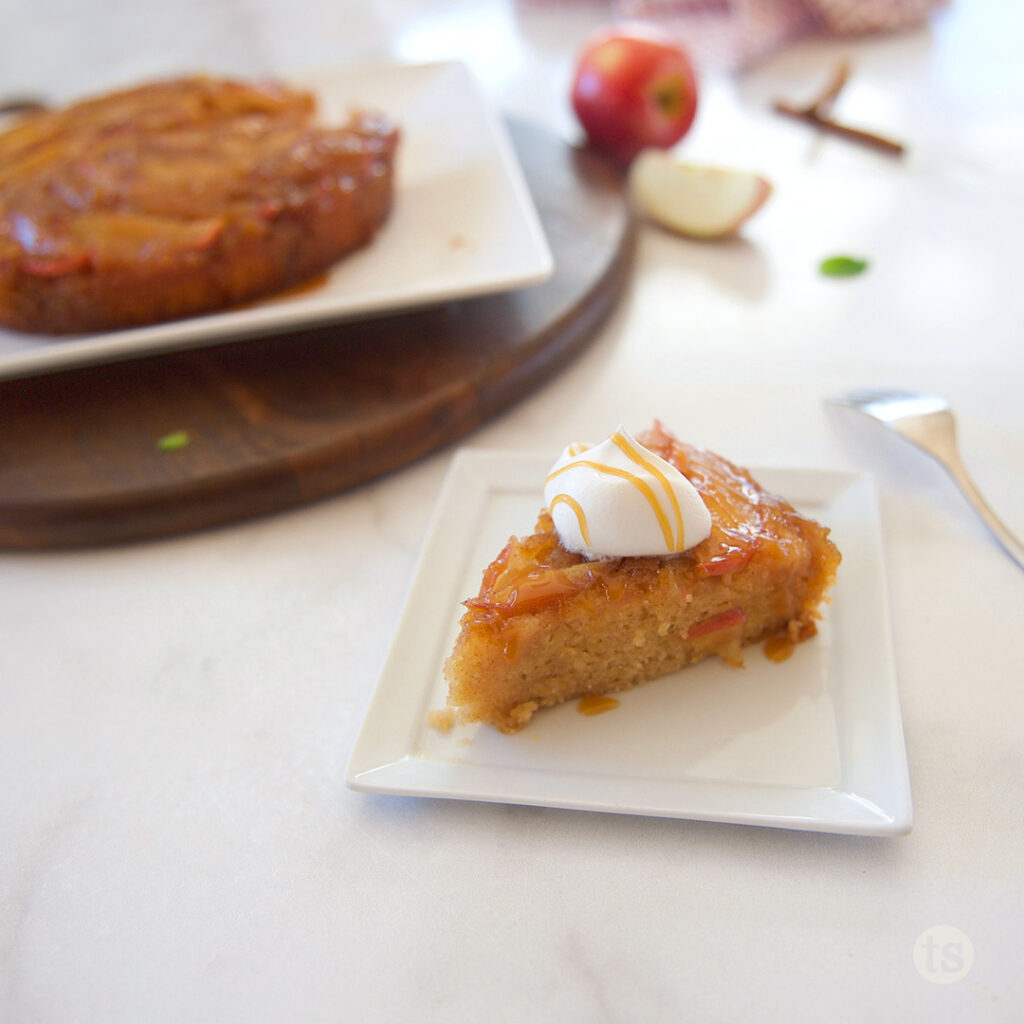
[545,430,688,552]
[548,493,591,546]
[610,430,686,551]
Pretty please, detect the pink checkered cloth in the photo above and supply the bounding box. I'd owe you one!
[614,0,945,68]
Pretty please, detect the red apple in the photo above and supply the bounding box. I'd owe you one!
[570,23,699,165]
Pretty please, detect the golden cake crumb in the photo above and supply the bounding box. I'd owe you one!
[427,707,456,732]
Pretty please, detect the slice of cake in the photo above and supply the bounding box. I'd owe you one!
[442,423,840,733]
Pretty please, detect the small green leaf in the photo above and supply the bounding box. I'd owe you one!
[157,430,190,452]
[819,255,868,277]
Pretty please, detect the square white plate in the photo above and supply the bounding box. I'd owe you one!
[347,450,912,836]
[0,60,553,381]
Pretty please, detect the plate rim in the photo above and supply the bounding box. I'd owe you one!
[346,447,912,837]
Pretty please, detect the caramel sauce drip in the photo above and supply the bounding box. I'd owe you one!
[233,271,329,309]
[265,271,329,301]
[578,694,621,716]
[764,634,795,663]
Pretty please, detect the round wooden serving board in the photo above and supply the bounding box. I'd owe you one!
[0,120,634,549]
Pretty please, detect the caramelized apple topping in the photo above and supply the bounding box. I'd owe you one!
[461,427,817,623]
[467,559,604,617]
[638,422,765,576]
[0,76,395,275]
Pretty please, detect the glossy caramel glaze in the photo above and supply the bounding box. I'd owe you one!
[764,634,796,662]
[577,694,621,716]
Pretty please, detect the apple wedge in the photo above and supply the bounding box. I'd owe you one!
[628,151,772,238]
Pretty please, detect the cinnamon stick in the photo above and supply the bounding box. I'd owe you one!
[774,62,906,158]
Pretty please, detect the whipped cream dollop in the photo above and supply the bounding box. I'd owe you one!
[543,426,712,559]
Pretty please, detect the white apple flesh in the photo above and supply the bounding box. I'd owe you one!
[628,150,772,238]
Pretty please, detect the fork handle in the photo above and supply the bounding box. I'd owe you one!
[939,452,1024,571]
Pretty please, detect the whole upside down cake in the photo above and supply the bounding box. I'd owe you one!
[443,423,841,733]
[0,75,399,333]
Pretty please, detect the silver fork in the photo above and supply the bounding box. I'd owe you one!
[827,388,1024,571]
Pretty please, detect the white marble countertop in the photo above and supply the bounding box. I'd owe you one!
[2,1,1022,1021]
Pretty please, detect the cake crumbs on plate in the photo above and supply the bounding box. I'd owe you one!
[428,707,456,732]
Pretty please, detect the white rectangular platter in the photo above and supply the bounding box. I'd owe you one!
[347,449,912,836]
